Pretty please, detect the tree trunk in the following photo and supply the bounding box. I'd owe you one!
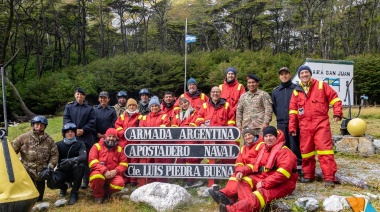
[5,76,35,119]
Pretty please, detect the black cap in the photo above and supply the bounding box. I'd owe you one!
[278,67,290,74]
[246,74,260,82]
[99,91,109,98]
[263,126,278,137]
[75,87,86,95]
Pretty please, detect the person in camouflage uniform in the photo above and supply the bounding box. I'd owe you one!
[236,74,273,135]
[138,88,151,115]
[12,115,59,202]
[114,91,128,117]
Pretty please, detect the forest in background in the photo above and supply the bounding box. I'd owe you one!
[0,0,380,119]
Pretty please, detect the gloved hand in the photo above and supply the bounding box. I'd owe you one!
[60,158,76,171]
[39,167,52,180]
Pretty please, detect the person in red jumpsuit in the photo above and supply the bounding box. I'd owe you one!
[114,98,142,186]
[174,77,209,112]
[160,91,177,123]
[219,67,246,114]
[171,97,202,188]
[88,128,128,204]
[209,126,264,205]
[220,126,298,212]
[139,96,171,183]
[195,86,236,164]
[289,65,342,188]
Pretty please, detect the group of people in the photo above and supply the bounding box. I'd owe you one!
[11,65,342,210]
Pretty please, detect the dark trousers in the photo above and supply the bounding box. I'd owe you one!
[83,142,93,185]
[35,180,45,202]
[47,163,85,193]
[277,123,302,168]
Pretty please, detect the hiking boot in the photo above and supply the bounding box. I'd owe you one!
[297,169,304,177]
[208,188,233,205]
[94,197,104,204]
[219,204,227,212]
[190,181,204,188]
[324,181,335,188]
[298,176,314,183]
[80,182,88,189]
[185,180,204,189]
[59,187,67,197]
[68,192,78,205]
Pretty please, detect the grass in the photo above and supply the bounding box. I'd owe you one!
[4,107,380,211]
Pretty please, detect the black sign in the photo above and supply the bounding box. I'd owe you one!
[125,127,240,141]
[125,163,234,179]
[124,144,240,158]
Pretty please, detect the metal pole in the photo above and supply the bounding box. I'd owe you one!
[2,66,8,135]
[1,66,14,182]
[184,18,188,94]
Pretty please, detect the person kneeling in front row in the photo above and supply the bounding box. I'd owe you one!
[219,126,298,212]
[88,128,128,204]
[47,123,87,205]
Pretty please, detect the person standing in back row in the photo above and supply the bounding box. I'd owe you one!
[236,74,273,135]
[63,87,96,189]
[219,67,246,115]
[114,91,128,117]
[174,77,209,112]
[138,88,151,115]
[94,91,117,141]
[289,65,342,188]
[271,67,302,175]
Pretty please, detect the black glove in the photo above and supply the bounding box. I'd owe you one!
[39,167,52,180]
[60,158,76,171]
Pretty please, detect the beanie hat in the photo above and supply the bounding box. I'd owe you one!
[247,74,260,82]
[242,126,256,137]
[297,65,312,78]
[148,96,160,108]
[263,126,278,137]
[105,128,117,138]
[127,98,138,107]
[187,77,197,87]
[226,67,237,76]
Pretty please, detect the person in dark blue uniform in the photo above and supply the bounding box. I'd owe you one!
[63,87,96,189]
[93,91,117,141]
[271,67,302,174]
[47,123,87,205]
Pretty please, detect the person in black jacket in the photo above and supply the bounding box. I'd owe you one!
[63,87,96,189]
[93,91,117,141]
[47,123,87,205]
[271,67,302,174]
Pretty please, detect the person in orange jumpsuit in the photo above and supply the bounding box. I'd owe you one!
[171,97,203,188]
[195,86,236,164]
[114,98,142,186]
[88,128,128,204]
[219,67,246,114]
[220,126,298,212]
[174,77,209,112]
[209,126,264,205]
[160,91,177,123]
[195,86,236,128]
[289,65,342,187]
[139,96,171,183]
